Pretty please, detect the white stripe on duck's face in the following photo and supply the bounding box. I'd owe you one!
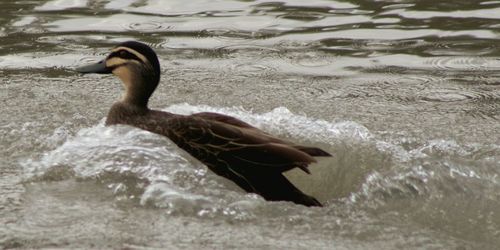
[110,46,148,64]
[105,56,128,69]
[105,47,147,69]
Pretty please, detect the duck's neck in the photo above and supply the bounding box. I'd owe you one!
[122,87,150,108]
[115,67,158,108]
[106,101,149,126]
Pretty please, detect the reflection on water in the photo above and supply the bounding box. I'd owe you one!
[1,0,500,249]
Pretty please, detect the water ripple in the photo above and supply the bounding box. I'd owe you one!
[396,7,500,19]
[124,21,172,32]
[425,56,490,71]
[421,90,473,102]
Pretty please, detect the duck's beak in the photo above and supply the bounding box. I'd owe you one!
[75,60,112,74]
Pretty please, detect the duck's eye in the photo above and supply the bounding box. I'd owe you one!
[116,50,142,62]
[110,49,142,63]
[119,50,130,58]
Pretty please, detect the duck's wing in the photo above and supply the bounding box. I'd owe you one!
[166,115,319,174]
[191,112,255,128]
[191,112,331,158]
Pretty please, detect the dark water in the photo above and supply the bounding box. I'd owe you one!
[1,0,500,249]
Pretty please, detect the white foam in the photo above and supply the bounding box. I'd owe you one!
[164,103,373,143]
[23,104,367,211]
[22,103,500,212]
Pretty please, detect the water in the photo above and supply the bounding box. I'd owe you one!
[1,0,500,249]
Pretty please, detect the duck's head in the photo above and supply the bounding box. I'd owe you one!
[76,41,160,107]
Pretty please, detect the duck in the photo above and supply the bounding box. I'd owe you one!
[76,41,331,207]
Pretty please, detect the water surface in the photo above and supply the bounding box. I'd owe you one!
[1,0,500,249]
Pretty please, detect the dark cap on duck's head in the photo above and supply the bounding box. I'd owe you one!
[76,41,161,107]
[112,41,160,75]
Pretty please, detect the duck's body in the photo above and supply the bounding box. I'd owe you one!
[77,41,330,207]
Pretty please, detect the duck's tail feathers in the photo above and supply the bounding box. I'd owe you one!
[245,170,322,207]
[294,145,332,157]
